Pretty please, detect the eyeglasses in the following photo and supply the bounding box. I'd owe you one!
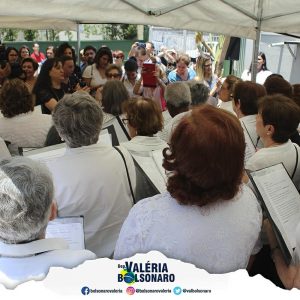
[115,56,123,59]
[107,73,121,78]
[122,118,129,125]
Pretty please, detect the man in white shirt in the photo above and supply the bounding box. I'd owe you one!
[0,157,95,289]
[46,92,136,258]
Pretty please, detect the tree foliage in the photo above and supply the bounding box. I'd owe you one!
[24,29,38,41]
[101,24,137,40]
[0,28,18,41]
[46,29,60,41]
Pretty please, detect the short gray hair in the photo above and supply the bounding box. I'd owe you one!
[186,80,209,106]
[0,157,54,244]
[164,82,191,108]
[52,92,103,148]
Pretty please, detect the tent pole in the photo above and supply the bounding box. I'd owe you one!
[251,0,263,82]
[77,22,81,66]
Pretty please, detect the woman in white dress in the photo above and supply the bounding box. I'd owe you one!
[114,105,262,274]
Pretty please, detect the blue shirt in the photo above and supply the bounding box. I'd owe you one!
[168,68,196,83]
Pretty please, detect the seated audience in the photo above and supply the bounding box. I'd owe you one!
[0,79,52,155]
[245,95,300,189]
[233,81,266,149]
[46,92,136,258]
[0,157,95,289]
[121,98,168,197]
[114,105,262,273]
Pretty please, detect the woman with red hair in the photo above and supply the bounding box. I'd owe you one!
[114,105,262,273]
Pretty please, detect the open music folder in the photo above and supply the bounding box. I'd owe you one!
[247,163,300,264]
[46,216,85,250]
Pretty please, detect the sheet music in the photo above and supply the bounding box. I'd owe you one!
[132,151,167,193]
[46,216,85,250]
[250,164,300,257]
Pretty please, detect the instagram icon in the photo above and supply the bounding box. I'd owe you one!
[126,286,135,295]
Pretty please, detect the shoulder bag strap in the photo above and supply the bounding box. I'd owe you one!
[114,146,136,205]
[116,115,131,141]
[291,144,299,179]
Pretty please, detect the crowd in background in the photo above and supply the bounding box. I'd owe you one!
[0,39,300,290]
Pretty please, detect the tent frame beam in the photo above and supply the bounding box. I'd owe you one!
[122,0,199,16]
[251,0,263,82]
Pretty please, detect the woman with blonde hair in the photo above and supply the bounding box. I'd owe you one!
[195,54,220,97]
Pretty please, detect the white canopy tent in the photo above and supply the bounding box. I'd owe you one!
[1,0,300,78]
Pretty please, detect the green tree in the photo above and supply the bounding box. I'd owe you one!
[101,24,137,40]
[24,29,38,41]
[0,28,18,41]
[83,24,102,38]
[46,29,60,41]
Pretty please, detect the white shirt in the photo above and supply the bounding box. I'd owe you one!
[158,111,188,143]
[0,110,52,155]
[121,136,168,193]
[246,140,300,190]
[218,100,237,116]
[0,238,95,289]
[46,142,136,258]
[241,69,272,85]
[123,73,141,98]
[114,185,262,274]
[82,63,107,87]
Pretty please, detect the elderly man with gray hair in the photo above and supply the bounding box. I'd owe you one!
[46,91,136,258]
[0,157,96,289]
[158,82,191,142]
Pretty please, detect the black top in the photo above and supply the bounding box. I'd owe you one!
[36,87,65,114]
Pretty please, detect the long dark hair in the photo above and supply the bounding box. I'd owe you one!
[33,57,62,93]
[95,46,113,69]
[248,51,268,74]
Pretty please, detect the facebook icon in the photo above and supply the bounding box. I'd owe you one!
[81,286,90,295]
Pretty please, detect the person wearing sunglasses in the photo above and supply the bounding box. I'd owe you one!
[105,64,122,81]
[113,50,125,76]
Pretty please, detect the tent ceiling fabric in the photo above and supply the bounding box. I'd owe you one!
[0,0,300,39]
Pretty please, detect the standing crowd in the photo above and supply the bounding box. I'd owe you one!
[0,40,299,290]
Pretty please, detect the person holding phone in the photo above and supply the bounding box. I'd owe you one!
[134,57,167,111]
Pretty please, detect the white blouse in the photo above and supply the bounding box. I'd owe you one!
[114,185,262,274]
